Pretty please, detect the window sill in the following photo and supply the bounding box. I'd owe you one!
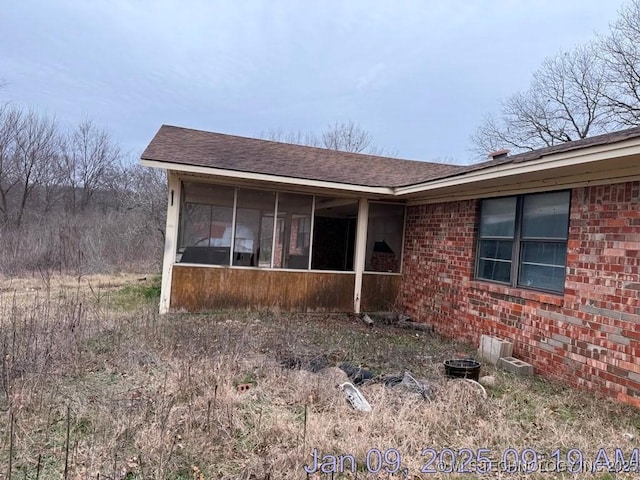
[468,280,564,306]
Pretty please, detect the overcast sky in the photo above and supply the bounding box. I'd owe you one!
[1,0,629,165]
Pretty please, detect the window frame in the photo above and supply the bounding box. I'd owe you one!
[176,181,373,273]
[475,190,571,294]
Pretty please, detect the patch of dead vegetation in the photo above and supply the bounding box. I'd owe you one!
[0,277,638,479]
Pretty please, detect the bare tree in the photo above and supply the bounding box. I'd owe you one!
[320,120,379,153]
[14,111,60,226]
[261,128,321,147]
[0,105,22,223]
[599,0,640,126]
[262,120,387,154]
[109,162,166,238]
[60,119,121,213]
[0,107,60,226]
[471,46,613,157]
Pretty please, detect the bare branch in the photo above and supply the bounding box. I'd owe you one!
[598,0,640,126]
[471,45,613,158]
[261,120,387,155]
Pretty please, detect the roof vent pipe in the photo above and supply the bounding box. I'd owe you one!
[488,149,510,160]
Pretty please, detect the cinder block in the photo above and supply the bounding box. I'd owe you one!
[478,335,513,365]
[497,356,534,376]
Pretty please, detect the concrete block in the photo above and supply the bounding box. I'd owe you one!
[478,335,513,365]
[497,356,534,376]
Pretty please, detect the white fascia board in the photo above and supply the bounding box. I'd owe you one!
[394,141,640,197]
[141,159,395,196]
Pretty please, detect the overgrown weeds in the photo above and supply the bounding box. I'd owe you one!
[0,276,638,479]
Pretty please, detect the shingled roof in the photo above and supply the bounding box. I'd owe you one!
[142,124,640,189]
[141,125,462,188]
[441,126,640,181]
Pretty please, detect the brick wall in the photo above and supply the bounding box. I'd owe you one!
[399,181,640,407]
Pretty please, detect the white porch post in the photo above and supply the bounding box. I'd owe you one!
[159,171,181,314]
[353,197,369,314]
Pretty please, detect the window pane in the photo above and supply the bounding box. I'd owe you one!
[519,241,567,266]
[518,263,565,292]
[178,182,234,265]
[477,239,512,282]
[233,189,275,267]
[366,203,404,273]
[273,193,313,269]
[180,203,212,247]
[477,259,511,283]
[311,196,358,271]
[478,239,513,261]
[521,191,570,239]
[183,182,235,207]
[479,197,517,237]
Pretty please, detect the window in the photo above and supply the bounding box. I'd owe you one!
[365,203,405,273]
[476,191,570,293]
[272,193,313,269]
[296,217,311,251]
[176,182,396,274]
[177,182,319,269]
[178,183,235,265]
[233,188,276,267]
[311,196,358,271]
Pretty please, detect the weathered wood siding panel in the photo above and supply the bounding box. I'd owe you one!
[171,265,354,312]
[361,274,401,311]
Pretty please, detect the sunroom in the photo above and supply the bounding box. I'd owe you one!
[167,178,405,313]
[139,125,452,314]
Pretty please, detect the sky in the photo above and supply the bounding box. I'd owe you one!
[0,0,630,165]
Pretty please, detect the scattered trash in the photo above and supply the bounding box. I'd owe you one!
[280,354,330,373]
[340,382,372,412]
[400,371,436,401]
[317,366,350,386]
[339,363,376,385]
[460,378,487,399]
[379,371,436,401]
[396,319,434,332]
[623,432,635,441]
[361,314,374,327]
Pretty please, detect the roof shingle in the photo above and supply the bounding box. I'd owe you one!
[142,125,640,189]
[141,125,462,188]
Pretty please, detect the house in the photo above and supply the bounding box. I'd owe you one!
[142,124,640,407]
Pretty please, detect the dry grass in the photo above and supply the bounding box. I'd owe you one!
[0,275,639,479]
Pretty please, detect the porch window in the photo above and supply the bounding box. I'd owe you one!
[178,182,235,265]
[233,188,276,267]
[476,190,570,293]
[365,203,405,273]
[311,197,358,271]
[272,193,313,269]
[176,182,367,273]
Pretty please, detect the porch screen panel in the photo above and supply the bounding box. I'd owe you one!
[273,193,313,269]
[365,203,404,273]
[178,182,234,265]
[311,196,358,271]
[233,188,276,267]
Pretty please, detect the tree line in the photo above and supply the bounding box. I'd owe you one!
[471,0,640,157]
[0,103,166,275]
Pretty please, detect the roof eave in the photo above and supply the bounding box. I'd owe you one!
[141,158,396,196]
[394,137,640,197]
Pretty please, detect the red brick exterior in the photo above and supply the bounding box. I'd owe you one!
[400,181,640,407]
